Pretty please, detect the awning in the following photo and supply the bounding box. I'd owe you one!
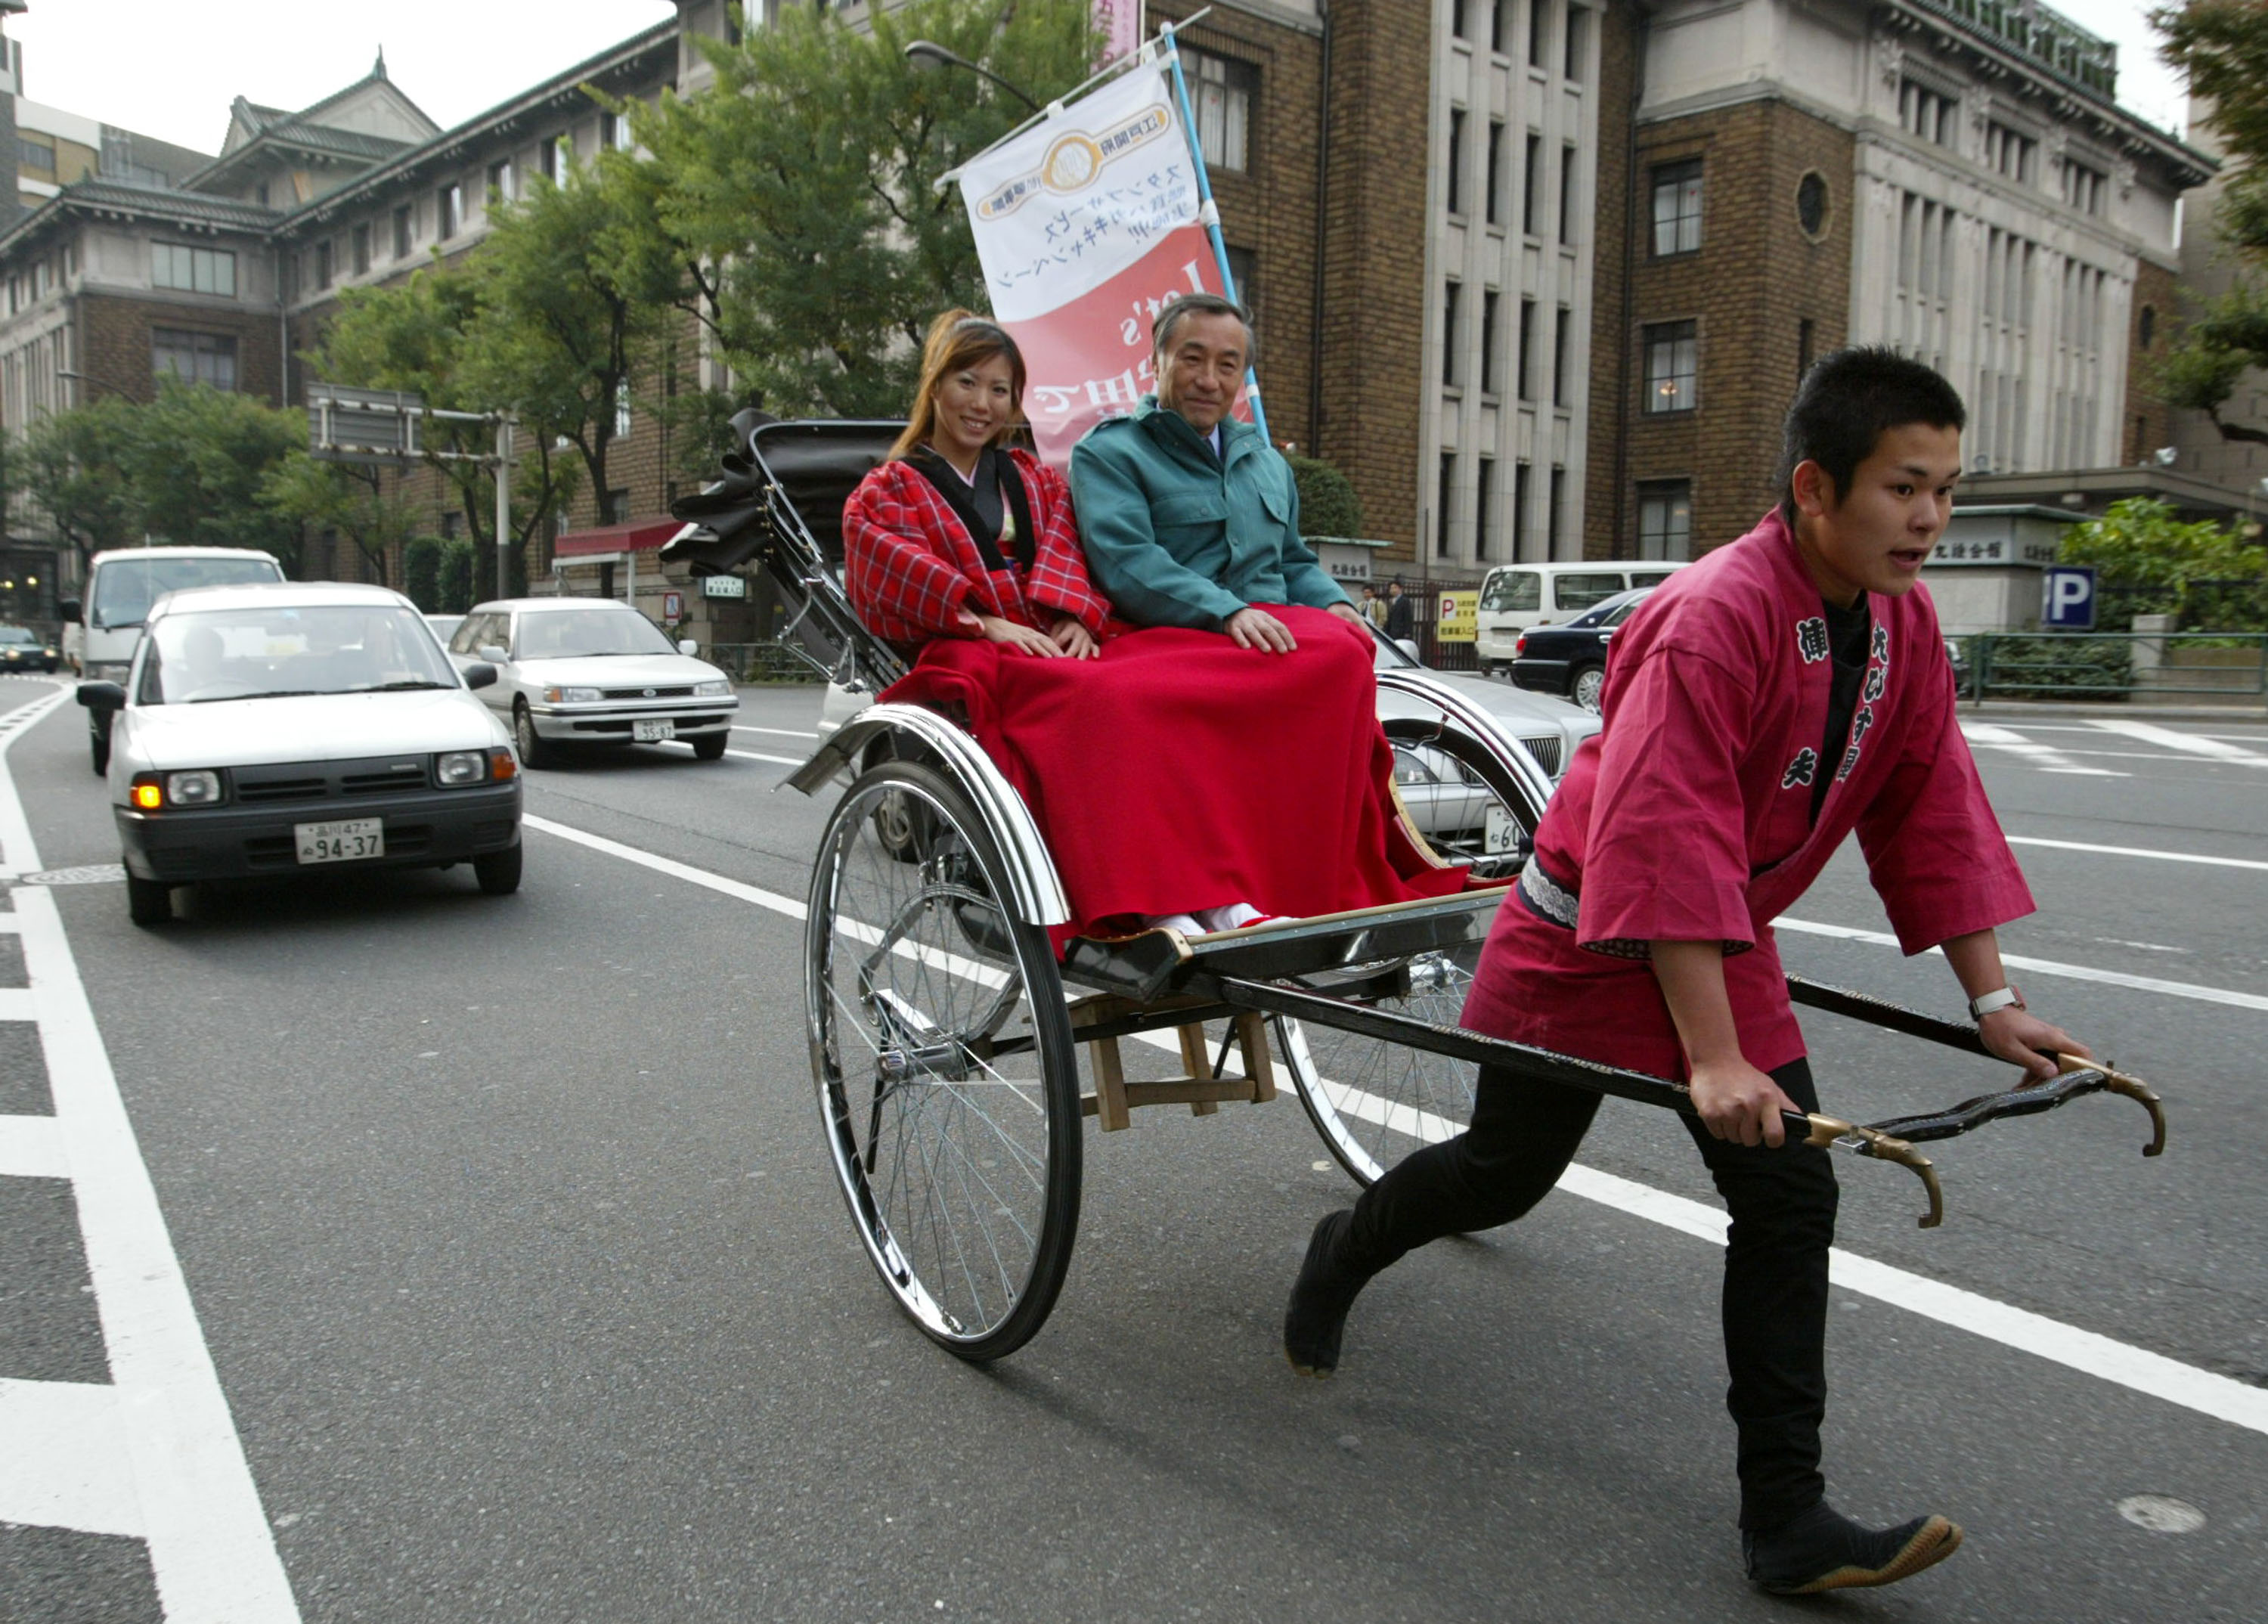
[553,518,680,559]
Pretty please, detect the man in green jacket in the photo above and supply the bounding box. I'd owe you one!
[1068,294,1367,652]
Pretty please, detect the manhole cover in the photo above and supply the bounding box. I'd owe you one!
[2116,1495,2205,1534]
[21,865,126,886]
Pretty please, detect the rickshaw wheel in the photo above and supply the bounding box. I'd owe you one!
[1275,941,1482,1186]
[807,759,1082,1360]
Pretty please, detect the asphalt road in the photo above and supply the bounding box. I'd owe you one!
[2,674,2264,1622]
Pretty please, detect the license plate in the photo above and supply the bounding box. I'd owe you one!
[633,719,676,742]
[296,818,384,864]
[1483,804,1522,855]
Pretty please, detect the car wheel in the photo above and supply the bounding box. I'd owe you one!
[473,841,523,895]
[125,872,172,927]
[691,732,728,761]
[1571,664,1606,714]
[512,702,552,769]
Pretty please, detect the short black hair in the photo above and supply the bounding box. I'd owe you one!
[1778,346,1966,518]
[1153,292,1256,366]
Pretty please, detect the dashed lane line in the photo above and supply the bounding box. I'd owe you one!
[731,724,821,739]
[521,812,2268,1442]
[2006,835,2268,874]
[1958,722,2127,776]
[0,683,300,1621]
[2088,717,2268,766]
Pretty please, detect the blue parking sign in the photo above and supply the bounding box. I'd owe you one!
[2042,565,2096,631]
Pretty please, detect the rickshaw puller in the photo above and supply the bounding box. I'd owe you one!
[1282,348,2093,1595]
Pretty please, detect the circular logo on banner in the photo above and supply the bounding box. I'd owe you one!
[1043,134,1102,193]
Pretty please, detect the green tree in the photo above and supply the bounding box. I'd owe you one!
[624,0,1098,416]
[15,396,140,575]
[259,451,422,584]
[1287,456,1365,538]
[438,539,477,612]
[403,535,445,611]
[122,379,304,569]
[2151,2,2268,444]
[2059,496,2268,628]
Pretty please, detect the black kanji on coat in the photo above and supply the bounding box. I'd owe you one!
[1871,623,1891,664]
[1782,748,1819,788]
[1837,744,1862,780]
[1796,617,1830,663]
[1863,666,1886,703]
[1851,704,1876,745]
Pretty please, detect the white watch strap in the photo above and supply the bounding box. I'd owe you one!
[1969,985,2024,1020]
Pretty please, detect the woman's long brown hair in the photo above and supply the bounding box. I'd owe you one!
[888,308,1030,462]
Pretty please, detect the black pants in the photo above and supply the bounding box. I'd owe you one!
[1340,1057,1837,1531]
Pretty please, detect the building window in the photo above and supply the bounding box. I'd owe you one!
[438,182,463,239]
[2139,304,2157,349]
[1181,48,1256,173]
[392,204,413,259]
[1517,297,1537,399]
[1486,120,1505,225]
[1985,122,2037,184]
[1491,0,1508,54]
[1523,132,1542,236]
[540,136,561,184]
[614,382,633,441]
[1898,79,1954,146]
[1437,453,1458,558]
[1552,306,1571,404]
[1528,0,1549,69]
[2063,159,2107,215]
[1643,319,1697,413]
[1481,290,1501,394]
[606,488,631,525]
[351,223,370,276]
[255,182,271,208]
[153,328,237,391]
[1559,144,1578,243]
[1651,160,1703,256]
[1475,457,1497,559]
[1452,0,1469,41]
[1224,245,1258,316]
[1796,171,1830,238]
[1447,108,1467,215]
[151,243,237,297]
[17,135,54,172]
[1799,317,1816,383]
[487,158,516,206]
[1443,279,1462,387]
[1637,479,1693,559]
[314,240,333,290]
[1514,461,1532,559]
[1548,466,1565,551]
[1564,6,1588,80]
[599,110,627,152]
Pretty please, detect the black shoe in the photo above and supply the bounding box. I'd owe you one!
[1742,1502,1963,1595]
[1284,1210,1365,1377]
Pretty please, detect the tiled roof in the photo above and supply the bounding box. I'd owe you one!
[0,178,279,256]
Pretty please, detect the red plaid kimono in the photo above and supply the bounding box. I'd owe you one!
[842,451,1111,647]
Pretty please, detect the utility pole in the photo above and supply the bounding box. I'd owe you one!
[494,415,514,600]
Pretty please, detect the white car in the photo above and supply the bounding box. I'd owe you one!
[76,581,523,927]
[447,597,738,767]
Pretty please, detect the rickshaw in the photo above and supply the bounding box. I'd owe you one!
[663,415,2167,1362]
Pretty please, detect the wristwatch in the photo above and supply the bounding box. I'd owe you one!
[1968,985,2025,1021]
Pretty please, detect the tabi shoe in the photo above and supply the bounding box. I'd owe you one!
[1741,1502,1963,1595]
[1142,913,1204,937]
[1284,1210,1368,1377]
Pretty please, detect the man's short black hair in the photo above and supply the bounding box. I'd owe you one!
[1153,292,1256,365]
[1778,346,1966,517]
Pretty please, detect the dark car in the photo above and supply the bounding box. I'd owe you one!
[1508,586,1653,713]
[0,624,58,672]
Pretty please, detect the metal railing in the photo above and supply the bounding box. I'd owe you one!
[1957,632,2268,702]
[699,640,832,684]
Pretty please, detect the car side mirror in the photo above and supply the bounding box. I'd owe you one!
[1394,638,1421,662]
[462,662,498,690]
[677,638,699,656]
[57,597,81,624]
[76,681,125,711]
[477,645,509,665]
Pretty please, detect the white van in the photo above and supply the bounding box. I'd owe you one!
[1473,561,1687,673]
[62,546,287,773]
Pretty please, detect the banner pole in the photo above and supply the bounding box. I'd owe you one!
[1158,20,1269,442]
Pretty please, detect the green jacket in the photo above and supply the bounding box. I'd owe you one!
[1067,397,1351,631]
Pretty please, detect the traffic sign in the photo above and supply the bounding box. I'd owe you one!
[1435,590,1477,642]
[2042,565,2096,631]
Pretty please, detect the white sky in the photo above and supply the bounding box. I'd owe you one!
[3,0,2192,160]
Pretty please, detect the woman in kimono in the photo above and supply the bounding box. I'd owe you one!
[841,310,1464,945]
[1280,349,2094,1595]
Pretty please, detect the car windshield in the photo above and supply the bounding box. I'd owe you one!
[1479,572,1539,612]
[90,555,282,630]
[139,605,459,704]
[0,628,33,645]
[1363,619,1421,670]
[512,607,677,659]
[1602,592,1650,628]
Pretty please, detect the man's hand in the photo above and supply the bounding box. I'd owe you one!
[1689,1055,1804,1148]
[1224,606,1298,652]
[1327,600,1368,629]
[1979,1008,2090,1084]
[1049,615,1100,660]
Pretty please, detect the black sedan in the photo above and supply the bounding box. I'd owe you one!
[1508,587,1652,713]
[0,624,58,672]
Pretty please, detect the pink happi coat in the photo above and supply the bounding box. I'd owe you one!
[1464,509,2034,1080]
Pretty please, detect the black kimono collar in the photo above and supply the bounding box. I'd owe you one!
[907,445,1037,575]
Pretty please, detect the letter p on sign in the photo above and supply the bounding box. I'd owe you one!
[2042,565,2096,631]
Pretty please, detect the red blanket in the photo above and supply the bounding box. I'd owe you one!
[880,605,1470,947]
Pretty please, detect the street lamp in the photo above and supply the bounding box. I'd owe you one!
[903,39,1043,113]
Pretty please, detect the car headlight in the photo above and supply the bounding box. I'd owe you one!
[130,770,225,810]
[437,748,518,786]
[693,680,732,698]
[541,685,602,704]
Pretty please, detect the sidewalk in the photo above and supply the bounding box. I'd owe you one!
[1962,696,2268,721]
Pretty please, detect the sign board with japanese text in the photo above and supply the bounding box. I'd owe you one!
[957,55,1247,463]
[662,591,684,621]
[701,574,747,599]
[1435,590,1477,642]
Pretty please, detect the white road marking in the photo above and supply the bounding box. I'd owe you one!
[0,686,70,878]
[1774,916,2268,1012]
[2006,835,2268,873]
[2088,717,2268,766]
[652,739,802,767]
[523,810,2268,1441]
[1959,722,2127,777]
[0,689,301,1620]
[733,724,820,739]
[0,1113,68,1178]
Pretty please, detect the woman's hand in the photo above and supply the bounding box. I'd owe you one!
[964,611,1063,657]
[1049,615,1101,659]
